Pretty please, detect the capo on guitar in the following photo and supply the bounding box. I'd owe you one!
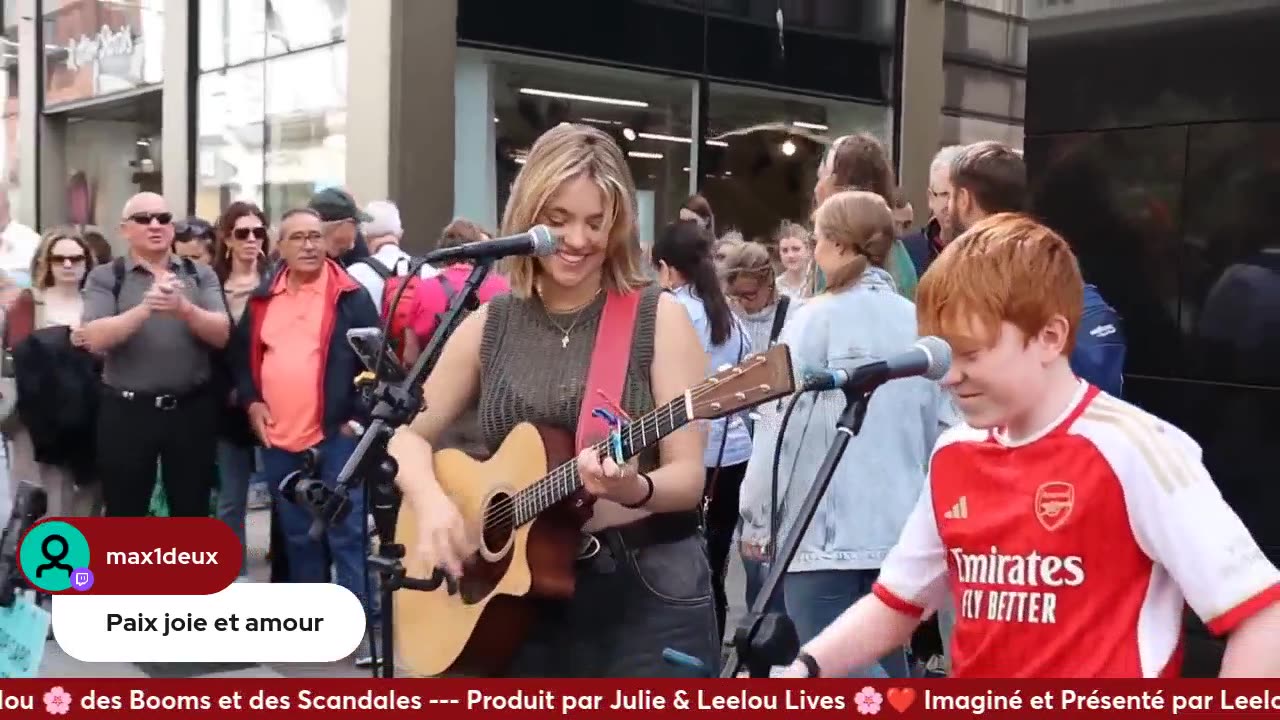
[591,407,626,465]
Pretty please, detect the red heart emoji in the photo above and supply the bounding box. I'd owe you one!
[886,688,917,713]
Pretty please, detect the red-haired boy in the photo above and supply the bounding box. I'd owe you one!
[782,214,1280,678]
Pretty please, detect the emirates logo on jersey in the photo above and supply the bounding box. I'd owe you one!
[1035,481,1075,532]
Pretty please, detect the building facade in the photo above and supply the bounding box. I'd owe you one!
[1,0,1027,254]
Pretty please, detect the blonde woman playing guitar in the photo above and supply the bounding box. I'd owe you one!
[388,124,719,678]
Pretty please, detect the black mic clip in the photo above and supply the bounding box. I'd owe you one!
[365,545,458,595]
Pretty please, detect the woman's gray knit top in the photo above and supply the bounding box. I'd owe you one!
[478,283,664,470]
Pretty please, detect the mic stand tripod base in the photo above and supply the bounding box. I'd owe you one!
[719,386,874,678]
[732,611,800,678]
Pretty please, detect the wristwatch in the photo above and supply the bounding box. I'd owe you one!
[796,651,821,678]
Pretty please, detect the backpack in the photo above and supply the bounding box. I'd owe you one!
[358,256,423,360]
[1071,284,1126,398]
[112,256,203,309]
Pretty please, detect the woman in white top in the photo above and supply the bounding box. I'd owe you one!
[7,228,101,517]
[653,219,753,641]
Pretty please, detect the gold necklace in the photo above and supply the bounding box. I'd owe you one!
[543,289,601,349]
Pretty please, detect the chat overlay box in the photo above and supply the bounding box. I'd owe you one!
[51,583,365,663]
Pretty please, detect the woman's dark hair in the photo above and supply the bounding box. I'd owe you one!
[681,193,715,236]
[653,220,733,346]
[828,132,896,201]
[80,225,112,264]
[212,201,269,282]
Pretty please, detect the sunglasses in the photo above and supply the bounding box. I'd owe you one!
[128,212,173,226]
[50,253,86,265]
[233,227,268,241]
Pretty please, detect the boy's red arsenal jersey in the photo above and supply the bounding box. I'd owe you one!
[874,382,1280,678]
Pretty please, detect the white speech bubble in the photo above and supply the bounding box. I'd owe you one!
[51,583,366,663]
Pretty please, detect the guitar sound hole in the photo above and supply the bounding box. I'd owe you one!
[482,492,515,556]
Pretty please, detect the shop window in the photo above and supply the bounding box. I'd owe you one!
[476,51,696,252]
[196,44,345,223]
[43,0,165,108]
[200,0,347,72]
[703,82,889,243]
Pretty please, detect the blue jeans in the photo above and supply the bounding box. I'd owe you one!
[216,440,258,576]
[261,433,377,619]
[784,569,908,678]
[741,556,787,616]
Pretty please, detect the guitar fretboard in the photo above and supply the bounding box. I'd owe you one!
[511,395,691,526]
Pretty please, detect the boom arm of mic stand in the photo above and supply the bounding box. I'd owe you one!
[308,258,496,542]
[719,386,874,678]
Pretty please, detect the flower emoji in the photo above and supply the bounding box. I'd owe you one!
[43,686,72,715]
[854,686,883,715]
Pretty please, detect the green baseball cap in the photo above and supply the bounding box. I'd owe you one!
[308,187,372,223]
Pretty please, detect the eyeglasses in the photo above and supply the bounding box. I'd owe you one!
[233,227,268,241]
[285,231,324,246]
[50,253,86,265]
[128,212,173,226]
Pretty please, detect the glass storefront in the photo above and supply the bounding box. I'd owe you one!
[2,0,20,217]
[704,83,889,242]
[42,0,165,107]
[458,49,892,252]
[40,0,165,232]
[195,0,347,223]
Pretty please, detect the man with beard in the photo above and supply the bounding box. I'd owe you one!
[945,142,1126,398]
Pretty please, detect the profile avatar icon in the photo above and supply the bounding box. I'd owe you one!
[36,534,73,579]
[18,520,91,593]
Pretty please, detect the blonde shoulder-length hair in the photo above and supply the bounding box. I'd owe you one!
[500,123,649,298]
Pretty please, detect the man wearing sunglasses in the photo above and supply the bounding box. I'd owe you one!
[80,192,231,518]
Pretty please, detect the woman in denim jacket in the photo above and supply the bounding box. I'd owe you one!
[739,191,957,678]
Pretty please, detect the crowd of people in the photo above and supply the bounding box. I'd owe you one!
[5,119,1278,679]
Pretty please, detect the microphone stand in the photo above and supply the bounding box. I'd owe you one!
[0,485,47,609]
[297,257,495,678]
[719,384,875,678]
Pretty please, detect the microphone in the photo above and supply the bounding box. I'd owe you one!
[801,336,952,392]
[421,225,557,264]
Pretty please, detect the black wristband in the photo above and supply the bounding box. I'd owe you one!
[621,472,655,509]
[796,651,821,678]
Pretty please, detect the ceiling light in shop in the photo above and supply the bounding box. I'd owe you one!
[623,128,637,141]
[781,140,797,156]
[519,88,649,108]
[707,140,729,147]
[637,132,690,144]
[514,157,527,165]
[628,151,663,159]
[580,117,622,126]
[793,121,829,131]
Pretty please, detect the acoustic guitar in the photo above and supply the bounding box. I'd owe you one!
[393,343,795,677]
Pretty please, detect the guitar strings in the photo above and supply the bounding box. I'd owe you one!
[478,369,757,531]
[478,398,680,530]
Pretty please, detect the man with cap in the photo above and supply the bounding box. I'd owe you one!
[308,187,371,266]
[346,200,439,316]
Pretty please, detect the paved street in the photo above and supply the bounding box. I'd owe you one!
[38,508,748,678]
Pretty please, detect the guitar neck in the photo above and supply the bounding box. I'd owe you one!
[513,394,692,525]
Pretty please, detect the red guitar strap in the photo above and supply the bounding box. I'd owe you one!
[575,289,643,452]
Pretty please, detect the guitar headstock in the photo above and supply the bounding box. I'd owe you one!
[689,343,795,420]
